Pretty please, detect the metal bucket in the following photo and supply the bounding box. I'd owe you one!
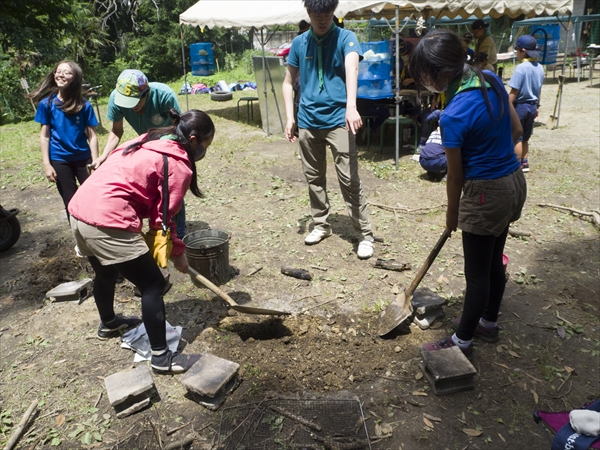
[183,229,230,286]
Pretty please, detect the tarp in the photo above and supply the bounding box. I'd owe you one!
[180,1,575,28]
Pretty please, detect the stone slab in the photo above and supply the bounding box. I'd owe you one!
[188,375,241,411]
[105,365,154,408]
[413,307,445,330]
[410,288,446,315]
[420,346,477,395]
[46,279,92,304]
[180,353,239,398]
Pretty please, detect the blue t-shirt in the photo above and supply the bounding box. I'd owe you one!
[34,95,98,163]
[106,82,181,135]
[420,129,445,160]
[440,72,520,180]
[287,27,362,129]
[507,60,545,104]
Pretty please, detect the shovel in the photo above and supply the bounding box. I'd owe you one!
[378,228,451,336]
[188,267,291,316]
[547,74,565,130]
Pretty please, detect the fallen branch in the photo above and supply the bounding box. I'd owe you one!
[269,405,321,431]
[538,203,600,226]
[246,267,263,277]
[302,298,336,313]
[166,422,190,436]
[508,228,531,237]
[3,399,38,450]
[164,433,195,450]
[310,265,328,271]
[368,201,445,214]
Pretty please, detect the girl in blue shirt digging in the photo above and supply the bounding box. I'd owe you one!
[411,30,526,359]
[28,61,99,220]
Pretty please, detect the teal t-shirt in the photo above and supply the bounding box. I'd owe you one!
[106,82,181,134]
[287,27,362,129]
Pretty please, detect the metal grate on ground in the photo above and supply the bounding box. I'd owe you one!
[217,398,371,450]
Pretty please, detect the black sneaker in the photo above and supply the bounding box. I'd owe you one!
[451,317,501,343]
[97,315,142,340]
[151,350,193,375]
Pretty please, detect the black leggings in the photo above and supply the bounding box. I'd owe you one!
[88,252,167,351]
[456,227,509,341]
[51,158,91,217]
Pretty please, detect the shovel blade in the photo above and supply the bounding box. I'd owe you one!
[547,116,557,130]
[231,305,291,316]
[378,291,413,336]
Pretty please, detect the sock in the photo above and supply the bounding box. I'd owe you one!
[479,318,497,329]
[451,333,472,349]
[151,347,169,356]
[419,138,427,146]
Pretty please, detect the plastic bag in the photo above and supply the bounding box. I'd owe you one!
[144,229,172,268]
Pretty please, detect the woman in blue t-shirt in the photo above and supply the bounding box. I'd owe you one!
[410,29,527,358]
[28,61,99,219]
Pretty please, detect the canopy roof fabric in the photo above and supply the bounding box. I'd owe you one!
[180,0,575,28]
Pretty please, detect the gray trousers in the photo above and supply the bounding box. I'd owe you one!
[298,127,373,241]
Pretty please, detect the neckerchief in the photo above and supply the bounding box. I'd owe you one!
[160,134,178,141]
[522,57,538,63]
[310,22,336,91]
[445,68,491,104]
[475,30,489,54]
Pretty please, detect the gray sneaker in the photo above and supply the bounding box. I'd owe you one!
[151,350,194,375]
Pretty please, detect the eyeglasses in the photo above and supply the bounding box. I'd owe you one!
[55,70,73,77]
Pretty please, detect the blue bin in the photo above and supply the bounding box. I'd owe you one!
[357,78,393,100]
[532,25,560,65]
[190,42,215,73]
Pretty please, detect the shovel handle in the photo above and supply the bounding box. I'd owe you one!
[406,228,451,296]
[187,267,239,308]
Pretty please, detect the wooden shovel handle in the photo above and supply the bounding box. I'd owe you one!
[406,228,451,296]
[188,267,239,308]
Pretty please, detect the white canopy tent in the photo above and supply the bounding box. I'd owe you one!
[180,0,574,167]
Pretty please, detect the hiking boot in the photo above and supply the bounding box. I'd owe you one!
[421,336,473,359]
[97,315,142,340]
[521,159,530,173]
[304,228,332,245]
[451,317,501,343]
[357,240,374,259]
[151,350,194,375]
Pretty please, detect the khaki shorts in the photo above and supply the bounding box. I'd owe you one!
[458,169,527,237]
[70,217,149,265]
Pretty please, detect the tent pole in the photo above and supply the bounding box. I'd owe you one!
[261,28,271,135]
[180,24,189,111]
[395,5,400,170]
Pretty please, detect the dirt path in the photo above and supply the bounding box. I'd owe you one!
[0,78,598,450]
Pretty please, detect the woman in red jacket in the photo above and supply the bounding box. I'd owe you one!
[69,109,214,374]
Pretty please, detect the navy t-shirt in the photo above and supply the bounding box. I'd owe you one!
[440,72,520,180]
[34,95,98,162]
[287,27,362,129]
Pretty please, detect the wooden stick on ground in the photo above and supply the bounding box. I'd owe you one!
[538,203,600,226]
[3,399,38,450]
[368,202,445,214]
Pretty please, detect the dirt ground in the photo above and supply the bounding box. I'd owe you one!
[1,75,599,450]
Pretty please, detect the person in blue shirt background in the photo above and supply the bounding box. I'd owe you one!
[29,60,98,221]
[508,35,545,173]
[282,0,375,260]
[410,29,526,359]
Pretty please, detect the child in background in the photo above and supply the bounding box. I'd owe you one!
[475,52,495,72]
[28,61,98,219]
[508,35,545,173]
[418,122,447,181]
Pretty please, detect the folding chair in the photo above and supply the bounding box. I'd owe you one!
[533,400,600,450]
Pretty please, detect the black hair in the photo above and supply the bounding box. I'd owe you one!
[303,0,338,14]
[123,109,215,198]
[410,29,504,121]
[26,60,85,115]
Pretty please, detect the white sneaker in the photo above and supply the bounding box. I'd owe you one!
[411,153,420,162]
[357,240,374,259]
[304,228,332,245]
[74,245,84,258]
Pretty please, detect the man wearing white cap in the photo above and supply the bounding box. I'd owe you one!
[91,69,186,236]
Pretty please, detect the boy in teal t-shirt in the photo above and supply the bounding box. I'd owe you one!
[282,0,374,260]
